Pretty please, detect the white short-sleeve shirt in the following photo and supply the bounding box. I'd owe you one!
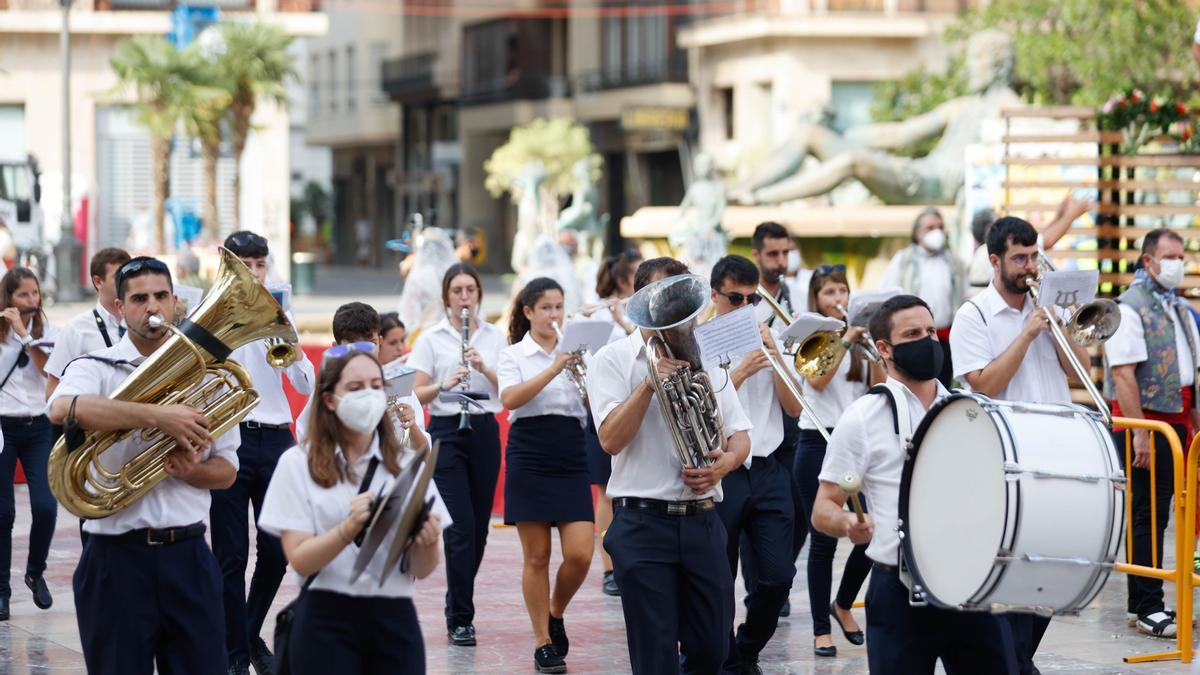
[799,352,870,430]
[1105,301,1198,387]
[44,302,121,379]
[497,332,587,425]
[407,316,504,416]
[819,377,949,566]
[258,437,452,598]
[233,319,316,426]
[950,282,1072,404]
[588,331,753,502]
[729,327,785,464]
[0,320,57,416]
[47,335,241,534]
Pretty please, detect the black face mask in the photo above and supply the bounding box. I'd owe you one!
[887,336,943,382]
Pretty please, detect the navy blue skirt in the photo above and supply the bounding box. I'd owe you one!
[583,411,611,485]
[504,415,594,525]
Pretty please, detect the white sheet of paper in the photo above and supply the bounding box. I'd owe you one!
[266,282,293,313]
[383,360,417,399]
[694,305,764,371]
[847,288,903,326]
[779,312,845,346]
[560,320,613,354]
[174,284,204,318]
[1036,270,1097,309]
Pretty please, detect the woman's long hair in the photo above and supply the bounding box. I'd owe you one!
[304,351,403,488]
[596,250,642,298]
[508,277,563,345]
[807,267,865,383]
[0,268,43,341]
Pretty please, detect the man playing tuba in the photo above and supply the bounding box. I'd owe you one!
[47,257,239,675]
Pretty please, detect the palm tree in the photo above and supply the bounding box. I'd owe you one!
[215,23,296,231]
[109,36,208,252]
[177,58,231,242]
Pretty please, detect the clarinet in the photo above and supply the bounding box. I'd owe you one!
[457,307,472,434]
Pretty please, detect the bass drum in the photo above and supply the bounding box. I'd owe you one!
[898,393,1124,615]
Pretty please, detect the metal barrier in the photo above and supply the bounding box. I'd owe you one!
[1111,417,1190,664]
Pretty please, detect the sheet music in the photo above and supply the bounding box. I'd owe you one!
[1036,270,1097,309]
[266,282,293,313]
[383,360,417,399]
[779,312,845,346]
[694,305,763,371]
[847,288,902,326]
[560,319,612,353]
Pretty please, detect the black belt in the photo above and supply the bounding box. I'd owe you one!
[241,421,291,430]
[110,523,207,546]
[1,415,44,425]
[873,561,899,575]
[613,497,716,516]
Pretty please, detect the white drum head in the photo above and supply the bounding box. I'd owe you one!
[907,396,1007,607]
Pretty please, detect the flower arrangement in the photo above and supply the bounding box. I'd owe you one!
[1098,89,1195,153]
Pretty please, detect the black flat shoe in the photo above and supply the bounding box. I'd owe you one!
[448,624,477,646]
[814,642,837,658]
[548,613,568,656]
[0,597,9,621]
[779,598,791,617]
[534,644,567,673]
[830,601,864,645]
[25,574,51,610]
[601,571,620,596]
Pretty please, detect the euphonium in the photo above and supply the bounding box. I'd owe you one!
[626,274,725,469]
[552,320,588,401]
[47,248,299,519]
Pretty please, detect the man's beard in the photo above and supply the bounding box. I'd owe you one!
[761,266,783,284]
[1000,266,1031,295]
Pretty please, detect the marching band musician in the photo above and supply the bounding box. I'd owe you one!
[1103,228,1199,640]
[379,312,408,364]
[44,247,130,399]
[258,345,449,675]
[708,255,803,674]
[409,262,505,647]
[588,257,753,675]
[48,256,239,674]
[949,216,1091,670]
[583,249,642,596]
[812,294,1018,674]
[295,302,382,445]
[0,267,57,620]
[751,222,798,326]
[212,231,316,675]
[796,264,885,658]
[498,277,594,674]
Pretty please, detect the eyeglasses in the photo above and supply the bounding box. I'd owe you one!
[814,264,846,277]
[227,232,268,252]
[717,290,762,307]
[1007,254,1034,267]
[323,341,377,361]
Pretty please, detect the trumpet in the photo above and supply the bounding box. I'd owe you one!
[457,307,472,434]
[552,321,588,402]
[836,303,882,364]
[1024,252,1120,424]
[265,338,300,369]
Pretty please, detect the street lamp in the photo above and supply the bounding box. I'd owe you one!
[54,0,84,302]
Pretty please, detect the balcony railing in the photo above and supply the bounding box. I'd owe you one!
[460,74,569,106]
[575,53,687,94]
[382,52,438,102]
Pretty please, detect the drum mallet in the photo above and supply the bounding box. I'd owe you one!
[840,472,866,524]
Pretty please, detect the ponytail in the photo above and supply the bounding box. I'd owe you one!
[596,250,642,299]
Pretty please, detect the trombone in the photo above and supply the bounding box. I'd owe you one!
[1025,252,1120,425]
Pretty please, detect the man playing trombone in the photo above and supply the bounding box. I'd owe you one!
[708,255,803,673]
[948,216,1093,672]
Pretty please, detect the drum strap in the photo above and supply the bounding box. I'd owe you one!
[866,382,914,443]
[967,300,987,326]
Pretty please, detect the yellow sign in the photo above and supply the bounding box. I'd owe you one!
[621,107,690,132]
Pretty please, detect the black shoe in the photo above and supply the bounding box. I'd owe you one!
[739,661,763,674]
[249,636,276,675]
[548,613,569,656]
[779,598,791,617]
[0,597,8,621]
[601,571,620,596]
[228,659,251,675]
[24,574,51,610]
[830,601,864,645]
[534,644,567,674]
[448,624,477,646]
[814,639,837,658]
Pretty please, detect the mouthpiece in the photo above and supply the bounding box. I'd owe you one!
[147,315,166,329]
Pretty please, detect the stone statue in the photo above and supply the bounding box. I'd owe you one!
[510,161,548,273]
[669,152,727,278]
[555,158,609,265]
[733,30,1020,206]
[397,221,458,339]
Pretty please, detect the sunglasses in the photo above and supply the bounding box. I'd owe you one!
[228,232,268,251]
[323,341,377,361]
[717,290,762,307]
[814,264,846,278]
[116,258,170,288]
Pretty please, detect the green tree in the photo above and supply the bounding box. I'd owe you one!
[108,36,210,252]
[484,118,602,201]
[213,22,296,231]
[177,58,231,242]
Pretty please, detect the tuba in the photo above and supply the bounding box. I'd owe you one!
[48,248,299,519]
[626,274,725,469]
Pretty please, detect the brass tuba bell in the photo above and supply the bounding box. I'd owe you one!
[48,248,300,519]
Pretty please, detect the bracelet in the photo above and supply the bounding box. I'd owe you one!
[840,340,853,350]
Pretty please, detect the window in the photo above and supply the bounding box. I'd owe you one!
[308,55,320,118]
[346,46,356,112]
[720,87,734,140]
[328,50,338,112]
[0,106,25,160]
[369,42,387,105]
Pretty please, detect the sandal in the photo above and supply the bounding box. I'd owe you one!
[1136,611,1177,638]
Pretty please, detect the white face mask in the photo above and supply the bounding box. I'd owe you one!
[921,229,946,252]
[334,389,388,434]
[1156,258,1185,289]
[786,250,802,274]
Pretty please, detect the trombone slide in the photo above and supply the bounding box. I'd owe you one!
[760,346,832,444]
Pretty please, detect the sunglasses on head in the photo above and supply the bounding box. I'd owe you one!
[116,258,170,288]
[814,264,846,278]
[323,341,377,362]
[717,290,762,307]
[228,232,268,250]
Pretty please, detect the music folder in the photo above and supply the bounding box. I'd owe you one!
[349,450,424,584]
[380,440,440,586]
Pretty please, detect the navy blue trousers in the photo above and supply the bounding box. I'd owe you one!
[291,590,425,675]
[605,505,733,675]
[210,424,294,662]
[715,455,795,667]
[866,565,1018,675]
[73,532,226,675]
[429,413,501,630]
[0,415,56,598]
[740,434,807,598]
